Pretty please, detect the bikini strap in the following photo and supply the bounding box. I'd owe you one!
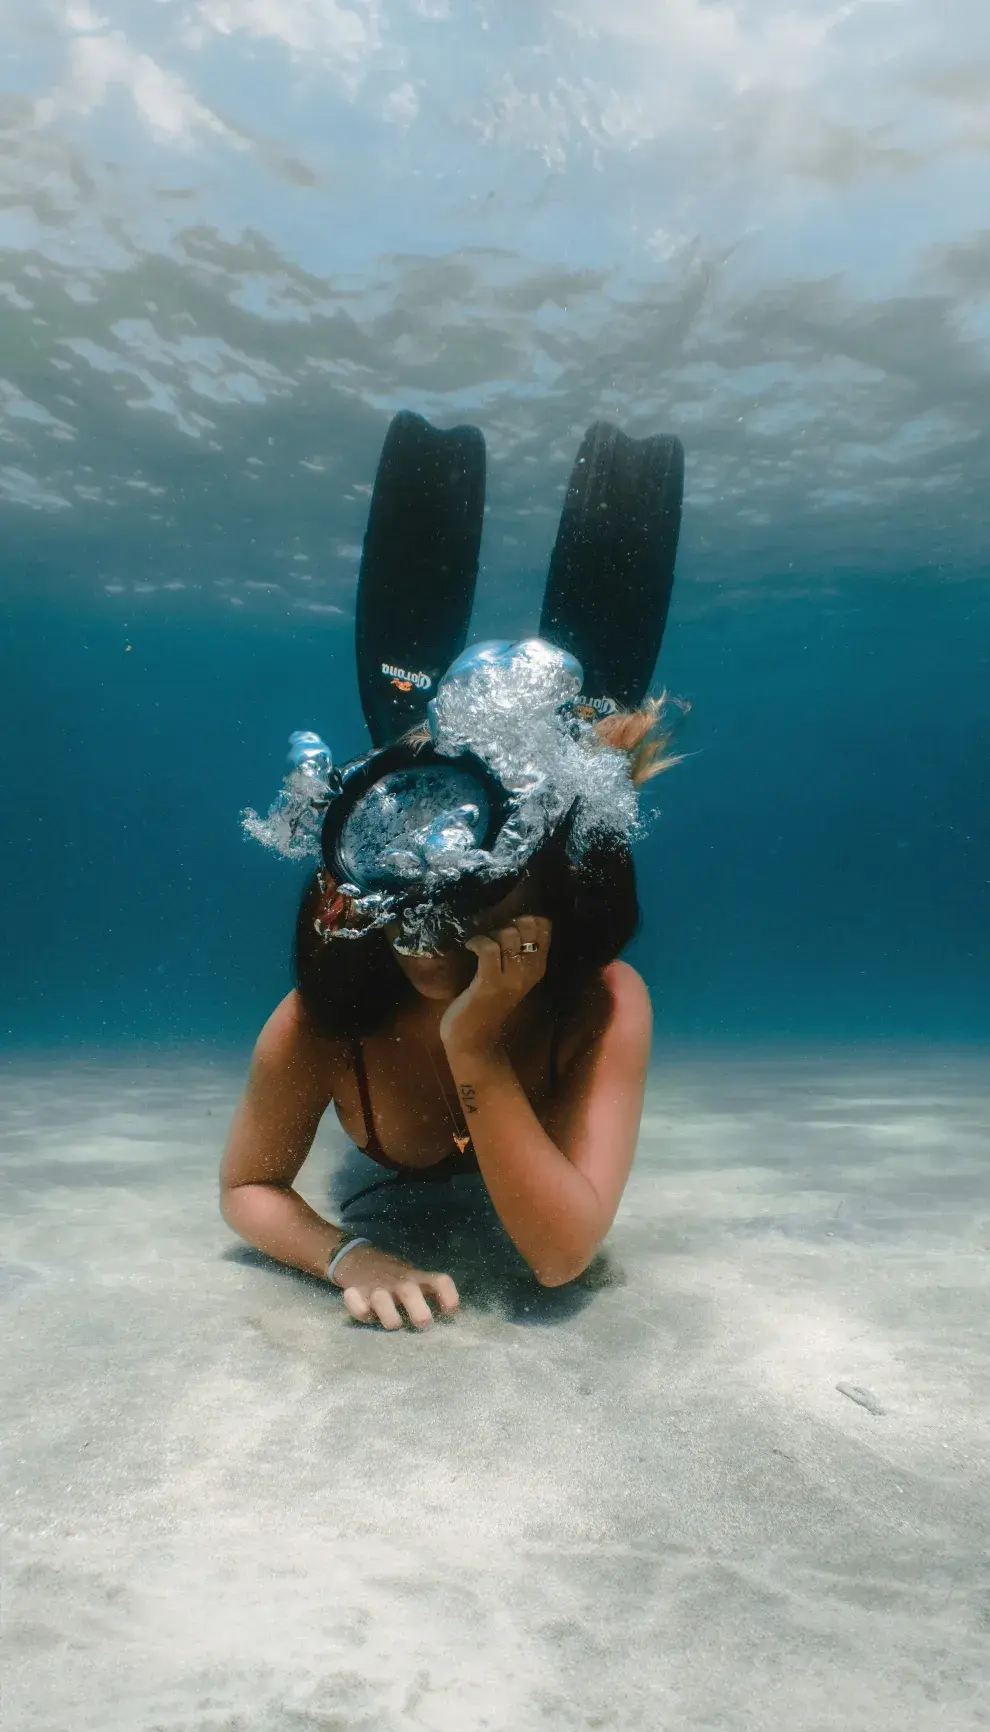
[350,1039,377,1150]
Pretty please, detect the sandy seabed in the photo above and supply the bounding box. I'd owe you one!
[2,1046,988,1732]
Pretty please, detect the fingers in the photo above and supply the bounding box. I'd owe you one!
[466,919,552,975]
[499,915,551,973]
[395,1280,434,1330]
[368,1287,404,1331]
[341,1286,373,1323]
[341,1272,460,1330]
[515,914,552,957]
[500,924,523,964]
[341,1283,403,1329]
[421,1272,460,1313]
[463,933,503,981]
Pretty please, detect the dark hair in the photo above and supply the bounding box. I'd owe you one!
[292,831,641,1040]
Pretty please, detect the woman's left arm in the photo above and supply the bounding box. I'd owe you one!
[442,941,652,1287]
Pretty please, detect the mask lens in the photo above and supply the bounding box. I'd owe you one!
[336,764,492,891]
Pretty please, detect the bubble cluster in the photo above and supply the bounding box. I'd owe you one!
[243,640,648,946]
[241,731,336,859]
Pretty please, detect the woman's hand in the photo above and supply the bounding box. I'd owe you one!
[330,1241,460,1331]
[440,915,552,1056]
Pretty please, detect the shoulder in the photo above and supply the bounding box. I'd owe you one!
[601,958,651,1019]
[251,991,347,1094]
[597,960,652,1056]
[556,961,651,1073]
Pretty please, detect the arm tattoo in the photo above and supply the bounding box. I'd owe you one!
[458,1083,478,1116]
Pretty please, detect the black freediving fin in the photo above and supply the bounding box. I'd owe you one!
[355,410,486,747]
[539,422,684,712]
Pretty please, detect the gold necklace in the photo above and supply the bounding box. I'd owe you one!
[417,1031,473,1155]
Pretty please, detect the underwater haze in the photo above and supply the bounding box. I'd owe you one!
[3,6,990,1732]
[1,0,988,1047]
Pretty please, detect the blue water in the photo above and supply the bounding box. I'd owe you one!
[4,571,989,1049]
[1,1,988,1054]
[5,14,990,1729]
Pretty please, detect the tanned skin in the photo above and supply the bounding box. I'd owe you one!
[220,875,651,1330]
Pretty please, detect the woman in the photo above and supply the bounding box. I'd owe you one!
[220,688,677,1331]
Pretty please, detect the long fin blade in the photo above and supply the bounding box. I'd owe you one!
[356,411,486,746]
[540,423,684,711]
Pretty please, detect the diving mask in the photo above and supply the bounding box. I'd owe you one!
[243,637,643,951]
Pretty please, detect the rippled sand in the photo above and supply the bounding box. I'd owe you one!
[2,1048,988,1731]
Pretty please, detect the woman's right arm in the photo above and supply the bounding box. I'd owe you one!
[220,993,459,1329]
[220,992,346,1280]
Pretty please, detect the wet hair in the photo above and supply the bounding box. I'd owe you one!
[292,836,639,1039]
[293,700,681,1040]
[592,694,685,785]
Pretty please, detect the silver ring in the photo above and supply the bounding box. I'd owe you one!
[520,941,540,954]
